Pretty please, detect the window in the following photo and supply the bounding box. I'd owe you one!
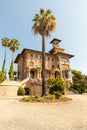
[61,57,68,62]
[35,55,38,59]
[40,56,42,59]
[62,70,69,78]
[48,57,50,61]
[65,70,69,78]
[30,54,33,59]
[52,65,54,69]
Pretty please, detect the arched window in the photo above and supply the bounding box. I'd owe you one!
[30,71,34,79]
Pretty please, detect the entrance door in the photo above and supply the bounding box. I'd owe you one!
[55,71,60,78]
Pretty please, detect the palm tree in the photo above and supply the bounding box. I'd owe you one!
[32,8,56,96]
[10,39,19,61]
[9,39,20,80]
[1,37,10,77]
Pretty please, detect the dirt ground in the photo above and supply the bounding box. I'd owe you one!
[0,95,87,130]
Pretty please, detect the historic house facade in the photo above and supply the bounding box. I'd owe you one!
[15,38,74,87]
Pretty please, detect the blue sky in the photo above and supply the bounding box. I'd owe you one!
[0,0,87,75]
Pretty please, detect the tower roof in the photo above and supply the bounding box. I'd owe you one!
[50,38,61,44]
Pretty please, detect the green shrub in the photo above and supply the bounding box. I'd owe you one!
[22,96,33,102]
[30,95,35,101]
[17,86,25,96]
[54,91,62,99]
[0,71,4,84]
[48,76,66,99]
[48,94,55,101]
[35,94,41,99]
[36,96,42,102]
[49,83,65,99]
[22,95,42,102]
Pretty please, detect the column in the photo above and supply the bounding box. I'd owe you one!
[28,69,30,79]
[37,69,41,80]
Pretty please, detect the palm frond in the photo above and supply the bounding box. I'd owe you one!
[32,8,56,37]
[10,39,20,52]
[46,9,52,15]
[2,37,10,47]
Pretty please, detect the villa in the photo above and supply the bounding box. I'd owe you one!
[15,38,74,94]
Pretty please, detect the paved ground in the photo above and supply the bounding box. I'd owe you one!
[0,95,87,130]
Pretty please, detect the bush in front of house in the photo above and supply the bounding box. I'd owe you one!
[48,94,55,101]
[36,96,42,102]
[48,76,66,99]
[53,91,62,99]
[22,94,42,102]
[22,96,35,102]
[35,94,41,99]
[17,86,25,96]
[22,94,55,102]
[49,86,64,99]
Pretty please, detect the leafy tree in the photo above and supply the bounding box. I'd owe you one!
[48,76,66,98]
[0,71,4,83]
[71,70,86,94]
[32,8,56,96]
[1,37,10,77]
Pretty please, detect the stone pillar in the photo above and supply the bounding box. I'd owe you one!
[26,67,30,79]
[37,68,41,80]
[28,69,30,79]
[39,70,42,80]
[51,72,55,78]
[37,70,39,79]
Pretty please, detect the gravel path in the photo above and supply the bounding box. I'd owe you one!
[0,95,87,130]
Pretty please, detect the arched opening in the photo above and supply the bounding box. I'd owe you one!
[55,71,60,78]
[46,70,51,79]
[30,70,35,79]
[24,88,30,95]
[30,69,37,79]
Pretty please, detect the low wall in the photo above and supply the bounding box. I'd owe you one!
[22,79,49,95]
[0,85,19,97]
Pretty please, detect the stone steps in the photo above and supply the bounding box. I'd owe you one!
[65,88,78,95]
[0,80,22,87]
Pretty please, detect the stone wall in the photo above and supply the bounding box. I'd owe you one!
[22,79,49,95]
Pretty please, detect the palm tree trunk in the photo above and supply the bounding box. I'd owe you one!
[5,47,6,60]
[42,35,46,96]
[2,47,6,76]
[12,51,14,80]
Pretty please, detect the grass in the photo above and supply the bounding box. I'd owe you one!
[21,94,71,103]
